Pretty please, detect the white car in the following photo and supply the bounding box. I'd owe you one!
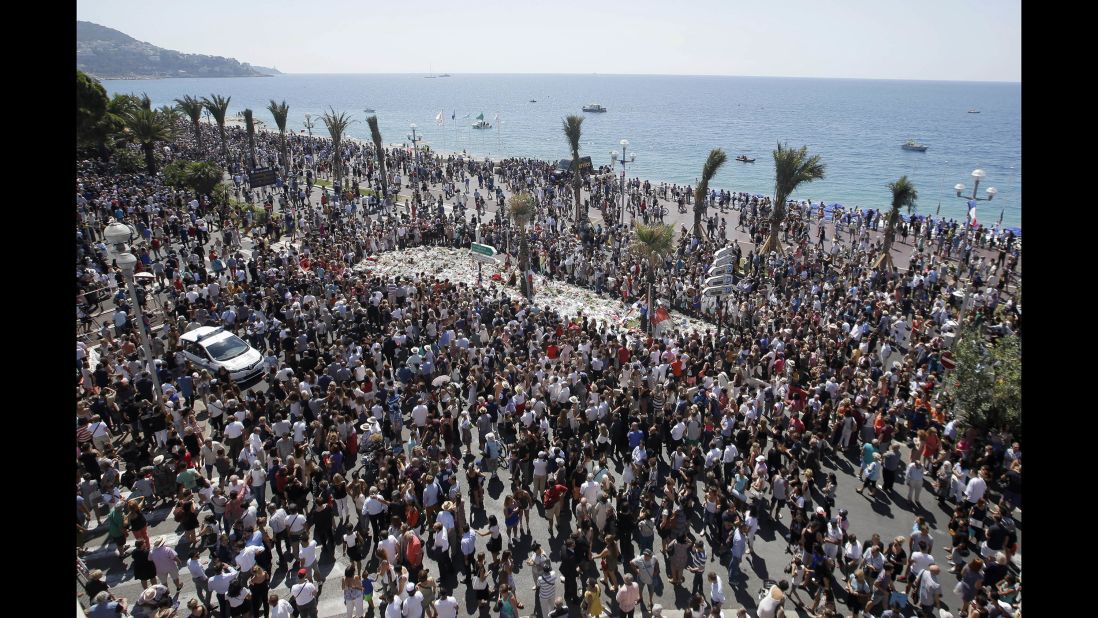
[179,326,264,383]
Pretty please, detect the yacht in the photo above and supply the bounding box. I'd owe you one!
[582,103,607,113]
[901,140,928,152]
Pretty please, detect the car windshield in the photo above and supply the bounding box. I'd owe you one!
[204,335,251,362]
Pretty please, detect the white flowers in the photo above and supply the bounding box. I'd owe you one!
[353,246,715,334]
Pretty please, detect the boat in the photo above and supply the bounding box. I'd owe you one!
[582,103,607,113]
[424,75,436,79]
[735,155,755,163]
[901,140,928,152]
[438,73,451,78]
[529,99,537,103]
[363,108,376,113]
[472,113,491,129]
[968,109,980,113]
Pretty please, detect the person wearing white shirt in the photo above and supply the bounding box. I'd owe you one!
[236,544,265,573]
[580,474,601,504]
[708,571,726,607]
[289,574,319,617]
[269,595,294,618]
[299,535,321,581]
[433,592,459,618]
[964,468,988,505]
[401,584,425,618]
[209,564,239,613]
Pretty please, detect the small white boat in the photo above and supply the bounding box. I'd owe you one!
[582,103,607,113]
[901,140,928,152]
[472,113,491,129]
[363,108,376,113]
[968,109,980,113]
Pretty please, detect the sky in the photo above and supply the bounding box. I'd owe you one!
[76,0,1021,82]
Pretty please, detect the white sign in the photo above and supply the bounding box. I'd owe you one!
[705,275,734,287]
[708,264,735,276]
[702,285,734,298]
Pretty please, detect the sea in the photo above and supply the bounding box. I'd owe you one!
[102,74,1022,229]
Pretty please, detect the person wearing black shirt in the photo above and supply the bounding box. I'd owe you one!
[560,538,580,602]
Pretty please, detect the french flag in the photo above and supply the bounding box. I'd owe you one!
[967,200,978,228]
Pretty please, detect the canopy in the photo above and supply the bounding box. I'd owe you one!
[476,113,484,121]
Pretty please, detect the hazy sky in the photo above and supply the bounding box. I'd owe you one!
[77,0,1021,82]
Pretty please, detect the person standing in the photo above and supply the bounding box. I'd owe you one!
[882,443,902,493]
[905,460,925,505]
[628,548,660,609]
[535,565,559,618]
[615,574,641,618]
[150,536,183,593]
[290,570,320,618]
[187,550,213,609]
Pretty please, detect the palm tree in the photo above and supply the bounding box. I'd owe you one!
[693,148,728,238]
[125,108,174,175]
[508,192,536,299]
[562,115,585,224]
[761,142,826,254]
[242,108,257,168]
[873,176,919,271]
[158,105,182,127]
[267,100,290,172]
[321,108,355,188]
[631,223,675,334]
[366,115,387,199]
[202,94,232,162]
[175,95,204,149]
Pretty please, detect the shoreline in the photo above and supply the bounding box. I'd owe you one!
[214,120,1022,235]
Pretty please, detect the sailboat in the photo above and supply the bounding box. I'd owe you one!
[472,113,492,129]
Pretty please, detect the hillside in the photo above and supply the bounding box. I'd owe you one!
[77,21,279,79]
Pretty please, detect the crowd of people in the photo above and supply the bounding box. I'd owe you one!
[77,116,1021,618]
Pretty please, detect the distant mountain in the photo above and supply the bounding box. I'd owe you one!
[77,21,274,79]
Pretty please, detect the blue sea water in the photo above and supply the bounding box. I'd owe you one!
[103,74,1022,228]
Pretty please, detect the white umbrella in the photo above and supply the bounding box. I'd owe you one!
[432,375,451,387]
[133,272,156,280]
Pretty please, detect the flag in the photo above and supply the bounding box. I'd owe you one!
[451,110,455,120]
[652,306,670,326]
[967,200,978,227]
[435,111,444,125]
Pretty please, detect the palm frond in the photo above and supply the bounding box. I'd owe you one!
[631,223,675,265]
[694,148,727,204]
[266,100,289,133]
[888,175,919,213]
[174,95,204,124]
[508,192,536,225]
[202,94,232,124]
[562,115,583,159]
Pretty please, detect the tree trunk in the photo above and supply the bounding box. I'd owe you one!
[646,275,655,335]
[519,225,531,299]
[693,201,706,238]
[143,142,156,175]
[280,133,288,175]
[218,126,227,162]
[193,120,203,150]
[573,170,583,226]
[760,201,786,254]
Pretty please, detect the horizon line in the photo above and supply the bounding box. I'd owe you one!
[252,72,1019,84]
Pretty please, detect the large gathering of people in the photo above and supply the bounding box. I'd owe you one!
[77,114,1021,618]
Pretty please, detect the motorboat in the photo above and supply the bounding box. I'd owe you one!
[968,109,980,113]
[363,108,376,113]
[735,155,755,163]
[901,140,928,152]
[438,73,451,78]
[529,99,537,103]
[472,113,492,129]
[582,103,607,113]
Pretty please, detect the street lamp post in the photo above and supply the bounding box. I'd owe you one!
[609,139,636,226]
[103,218,163,402]
[954,169,999,202]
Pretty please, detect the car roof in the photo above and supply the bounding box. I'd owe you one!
[180,326,226,343]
